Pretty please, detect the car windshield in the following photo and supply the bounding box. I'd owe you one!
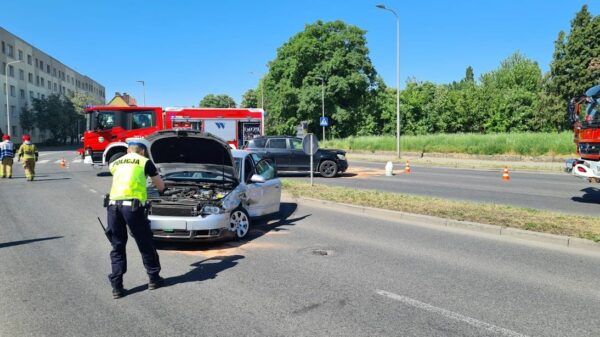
[163,170,235,183]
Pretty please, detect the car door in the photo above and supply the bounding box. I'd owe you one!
[245,158,281,217]
[265,138,289,170]
[288,137,310,170]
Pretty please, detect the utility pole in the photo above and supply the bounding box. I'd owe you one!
[136,80,145,106]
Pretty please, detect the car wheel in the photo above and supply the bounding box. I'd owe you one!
[230,208,250,240]
[108,152,126,165]
[319,160,338,178]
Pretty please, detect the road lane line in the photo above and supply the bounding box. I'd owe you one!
[376,290,529,337]
[89,189,98,194]
[73,159,82,163]
[37,160,50,164]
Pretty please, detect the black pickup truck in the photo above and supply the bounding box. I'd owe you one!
[243,136,348,178]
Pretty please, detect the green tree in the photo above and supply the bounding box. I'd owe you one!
[240,89,258,108]
[199,94,236,108]
[464,66,475,82]
[263,20,379,138]
[30,94,81,144]
[19,105,35,133]
[547,5,600,102]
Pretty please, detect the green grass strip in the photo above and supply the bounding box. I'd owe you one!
[282,180,600,242]
[322,132,575,156]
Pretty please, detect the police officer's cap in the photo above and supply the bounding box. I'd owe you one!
[127,141,147,149]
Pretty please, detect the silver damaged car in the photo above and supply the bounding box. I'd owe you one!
[129,130,281,241]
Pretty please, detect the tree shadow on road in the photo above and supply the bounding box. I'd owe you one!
[571,187,600,204]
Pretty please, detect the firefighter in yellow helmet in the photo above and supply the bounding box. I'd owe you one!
[106,141,165,299]
[17,134,38,181]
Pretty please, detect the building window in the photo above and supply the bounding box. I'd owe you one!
[53,68,57,77]
[36,75,40,86]
[47,65,50,73]
[35,58,38,68]
[40,77,44,87]
[39,60,43,69]
[18,50,23,60]
[48,81,52,90]
[29,91,34,100]
[8,65,14,77]
[1,41,5,54]
[7,44,13,57]
[53,83,57,91]
[28,73,33,83]
[27,54,32,65]
[10,85,16,97]
[19,69,24,81]
[20,89,25,99]
[1,62,5,75]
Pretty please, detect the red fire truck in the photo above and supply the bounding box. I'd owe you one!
[80,106,264,165]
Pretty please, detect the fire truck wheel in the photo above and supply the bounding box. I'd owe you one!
[108,152,126,165]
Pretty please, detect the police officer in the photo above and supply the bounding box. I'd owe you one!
[0,135,15,178]
[16,134,38,181]
[107,141,165,299]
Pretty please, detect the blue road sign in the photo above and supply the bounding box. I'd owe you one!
[320,116,329,127]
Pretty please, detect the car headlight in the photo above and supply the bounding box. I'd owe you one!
[221,197,237,211]
[202,205,222,215]
[337,154,346,160]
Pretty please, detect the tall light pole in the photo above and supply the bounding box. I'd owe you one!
[136,80,145,106]
[5,60,22,137]
[316,76,326,141]
[376,4,400,158]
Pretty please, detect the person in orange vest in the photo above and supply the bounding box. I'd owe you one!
[0,134,15,178]
[17,134,39,181]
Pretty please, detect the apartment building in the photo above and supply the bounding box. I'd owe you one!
[1,26,105,141]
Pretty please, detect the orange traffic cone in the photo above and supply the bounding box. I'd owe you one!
[60,158,66,168]
[404,160,411,174]
[502,166,510,181]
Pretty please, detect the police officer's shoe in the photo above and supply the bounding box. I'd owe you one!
[148,276,164,290]
[112,286,126,299]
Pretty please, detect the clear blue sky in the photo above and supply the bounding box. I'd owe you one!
[0,0,596,107]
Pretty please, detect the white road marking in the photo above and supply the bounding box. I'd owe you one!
[376,290,529,337]
[72,159,82,163]
[37,160,50,164]
[54,160,62,164]
[89,189,98,194]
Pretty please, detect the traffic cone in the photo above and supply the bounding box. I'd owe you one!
[502,166,510,181]
[60,158,66,168]
[404,160,411,174]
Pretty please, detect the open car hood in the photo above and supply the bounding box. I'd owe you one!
[139,130,237,182]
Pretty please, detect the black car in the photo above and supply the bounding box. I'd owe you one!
[243,136,348,178]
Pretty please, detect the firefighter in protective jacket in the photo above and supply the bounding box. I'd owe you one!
[0,135,15,178]
[17,135,38,181]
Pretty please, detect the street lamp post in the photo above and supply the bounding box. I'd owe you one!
[136,80,145,106]
[316,77,326,141]
[5,60,22,137]
[376,4,401,158]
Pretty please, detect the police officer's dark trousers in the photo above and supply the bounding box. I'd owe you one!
[107,202,161,288]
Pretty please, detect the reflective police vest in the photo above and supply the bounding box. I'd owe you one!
[109,153,149,203]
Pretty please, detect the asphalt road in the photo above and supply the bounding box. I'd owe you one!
[284,159,600,217]
[1,149,600,336]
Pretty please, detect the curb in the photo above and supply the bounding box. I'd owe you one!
[283,194,600,254]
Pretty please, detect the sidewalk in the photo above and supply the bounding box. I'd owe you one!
[347,150,571,172]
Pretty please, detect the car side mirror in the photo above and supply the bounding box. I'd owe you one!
[250,174,266,183]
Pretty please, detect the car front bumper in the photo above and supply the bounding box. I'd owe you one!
[149,212,232,241]
[337,159,348,172]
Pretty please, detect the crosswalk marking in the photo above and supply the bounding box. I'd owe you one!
[37,159,50,164]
